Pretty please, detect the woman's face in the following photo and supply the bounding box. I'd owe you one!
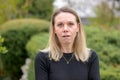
[54,12,79,45]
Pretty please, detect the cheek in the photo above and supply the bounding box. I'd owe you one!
[72,31,77,38]
[71,27,78,34]
[54,28,61,37]
[55,32,61,41]
[70,28,78,38]
[55,28,59,34]
[54,26,59,33]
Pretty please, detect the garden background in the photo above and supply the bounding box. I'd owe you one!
[0,0,120,80]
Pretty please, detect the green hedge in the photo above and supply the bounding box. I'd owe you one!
[26,26,120,80]
[26,33,49,59]
[0,35,7,54]
[0,35,7,79]
[85,26,120,80]
[28,61,35,80]
[0,19,49,33]
[85,26,120,64]
[100,67,120,80]
[26,33,48,80]
[0,19,49,80]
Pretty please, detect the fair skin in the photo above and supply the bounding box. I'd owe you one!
[54,12,79,53]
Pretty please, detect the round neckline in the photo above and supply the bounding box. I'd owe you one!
[63,53,73,56]
[63,52,73,54]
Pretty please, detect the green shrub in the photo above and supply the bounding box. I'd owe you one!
[0,35,7,79]
[26,33,48,80]
[0,35,7,54]
[26,32,49,59]
[28,61,35,80]
[0,19,49,80]
[85,26,120,63]
[100,67,120,80]
[85,26,120,79]
[0,19,49,33]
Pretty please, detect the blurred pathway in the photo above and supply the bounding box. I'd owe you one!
[20,58,31,80]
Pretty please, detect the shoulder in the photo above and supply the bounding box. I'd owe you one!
[34,51,50,71]
[35,51,49,62]
[88,49,99,62]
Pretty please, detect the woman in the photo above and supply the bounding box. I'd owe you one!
[34,7,100,80]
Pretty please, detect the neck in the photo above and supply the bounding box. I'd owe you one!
[61,44,73,53]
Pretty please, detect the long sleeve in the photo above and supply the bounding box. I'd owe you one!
[88,50,100,80]
[34,52,49,80]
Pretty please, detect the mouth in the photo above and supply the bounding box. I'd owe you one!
[62,35,70,38]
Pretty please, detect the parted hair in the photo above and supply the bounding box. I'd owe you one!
[42,7,90,62]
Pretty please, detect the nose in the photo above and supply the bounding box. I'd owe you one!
[63,25,69,32]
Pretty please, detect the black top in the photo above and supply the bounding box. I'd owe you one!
[34,50,100,80]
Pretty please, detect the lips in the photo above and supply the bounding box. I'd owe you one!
[62,35,70,37]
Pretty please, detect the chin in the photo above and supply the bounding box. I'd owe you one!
[62,41,71,44]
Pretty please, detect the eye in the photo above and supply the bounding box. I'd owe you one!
[68,22,74,27]
[57,23,63,27]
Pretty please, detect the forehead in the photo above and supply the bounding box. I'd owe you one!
[54,12,76,23]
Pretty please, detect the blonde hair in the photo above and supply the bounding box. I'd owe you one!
[42,7,90,62]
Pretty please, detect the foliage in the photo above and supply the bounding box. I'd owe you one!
[0,19,49,33]
[84,26,120,80]
[85,26,120,64]
[1,29,29,80]
[100,66,120,80]
[27,26,120,80]
[28,0,53,20]
[28,60,35,80]
[0,0,23,24]
[26,33,49,59]
[0,19,49,80]
[93,1,120,27]
[0,35,7,54]
[26,33,49,80]
[0,35,7,79]
[0,0,53,24]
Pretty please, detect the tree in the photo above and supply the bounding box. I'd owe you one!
[0,0,53,24]
[0,0,22,24]
[28,0,53,20]
[94,1,115,27]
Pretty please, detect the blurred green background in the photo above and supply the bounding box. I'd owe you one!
[0,0,120,80]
